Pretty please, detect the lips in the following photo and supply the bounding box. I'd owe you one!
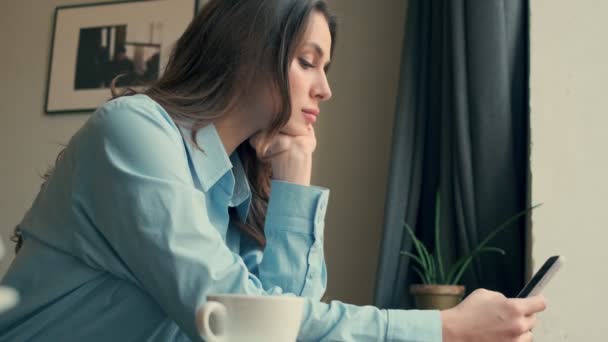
[302,108,319,123]
[302,108,319,116]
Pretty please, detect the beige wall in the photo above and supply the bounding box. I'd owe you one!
[530,0,608,340]
[0,0,408,306]
[0,0,100,270]
[314,0,407,304]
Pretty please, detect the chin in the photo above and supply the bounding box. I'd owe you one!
[281,122,311,136]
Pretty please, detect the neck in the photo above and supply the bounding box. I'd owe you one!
[213,106,264,156]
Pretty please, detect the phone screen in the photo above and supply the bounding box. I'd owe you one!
[517,255,562,298]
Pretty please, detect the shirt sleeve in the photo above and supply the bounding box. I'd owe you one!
[74,97,442,342]
[240,180,328,301]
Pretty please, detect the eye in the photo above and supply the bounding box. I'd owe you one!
[298,57,315,69]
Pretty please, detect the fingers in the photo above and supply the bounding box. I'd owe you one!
[280,122,316,137]
[507,313,537,337]
[507,297,542,339]
[249,126,317,160]
[523,314,537,332]
[265,135,291,156]
[516,331,533,342]
[471,288,505,299]
[512,295,547,315]
[248,131,263,150]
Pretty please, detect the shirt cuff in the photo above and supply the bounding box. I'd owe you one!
[265,180,329,237]
[386,309,442,342]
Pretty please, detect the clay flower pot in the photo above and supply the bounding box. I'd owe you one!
[410,284,465,310]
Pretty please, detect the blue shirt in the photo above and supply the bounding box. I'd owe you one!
[0,94,441,341]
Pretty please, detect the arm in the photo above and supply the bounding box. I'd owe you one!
[240,180,329,300]
[244,123,328,300]
[440,289,547,342]
[77,98,442,341]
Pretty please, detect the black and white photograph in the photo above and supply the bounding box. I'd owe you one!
[74,24,162,89]
[45,0,197,113]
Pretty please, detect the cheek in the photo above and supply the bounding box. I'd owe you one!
[288,66,306,99]
[280,65,311,135]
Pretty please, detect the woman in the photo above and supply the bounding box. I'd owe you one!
[1,0,545,341]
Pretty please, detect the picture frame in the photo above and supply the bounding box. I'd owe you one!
[45,0,198,114]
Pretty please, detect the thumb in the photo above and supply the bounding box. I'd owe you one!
[248,132,268,156]
[511,295,547,315]
[248,131,262,149]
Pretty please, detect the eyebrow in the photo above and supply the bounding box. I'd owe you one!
[302,42,332,68]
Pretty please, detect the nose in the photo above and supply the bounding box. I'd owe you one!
[312,72,332,101]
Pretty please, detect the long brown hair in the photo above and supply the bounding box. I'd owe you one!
[12,0,337,252]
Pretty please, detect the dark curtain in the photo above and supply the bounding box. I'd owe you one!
[374,0,530,309]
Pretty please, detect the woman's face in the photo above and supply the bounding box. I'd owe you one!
[281,11,333,136]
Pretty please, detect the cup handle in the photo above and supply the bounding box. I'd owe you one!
[196,301,228,342]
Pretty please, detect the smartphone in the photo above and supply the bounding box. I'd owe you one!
[516,255,564,298]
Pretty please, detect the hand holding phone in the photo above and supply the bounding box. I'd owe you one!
[517,255,564,298]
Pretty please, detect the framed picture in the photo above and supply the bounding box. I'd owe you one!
[45,0,199,114]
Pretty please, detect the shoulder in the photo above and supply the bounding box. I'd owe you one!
[92,94,181,142]
[74,94,190,179]
[100,93,166,117]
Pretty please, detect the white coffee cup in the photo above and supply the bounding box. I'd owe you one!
[196,294,304,342]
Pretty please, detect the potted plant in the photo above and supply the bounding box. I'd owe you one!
[401,194,541,310]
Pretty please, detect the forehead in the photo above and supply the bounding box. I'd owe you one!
[299,11,332,57]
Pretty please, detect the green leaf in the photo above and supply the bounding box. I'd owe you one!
[427,252,436,283]
[434,191,445,283]
[422,243,436,282]
[445,255,469,285]
[448,247,507,285]
[402,220,431,275]
[478,247,506,255]
[445,204,541,285]
[399,251,426,269]
[402,203,541,286]
[413,265,431,285]
[474,204,542,254]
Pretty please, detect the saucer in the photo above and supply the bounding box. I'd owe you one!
[0,286,19,313]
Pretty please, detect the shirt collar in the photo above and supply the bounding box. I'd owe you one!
[179,123,251,221]
[229,152,252,221]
